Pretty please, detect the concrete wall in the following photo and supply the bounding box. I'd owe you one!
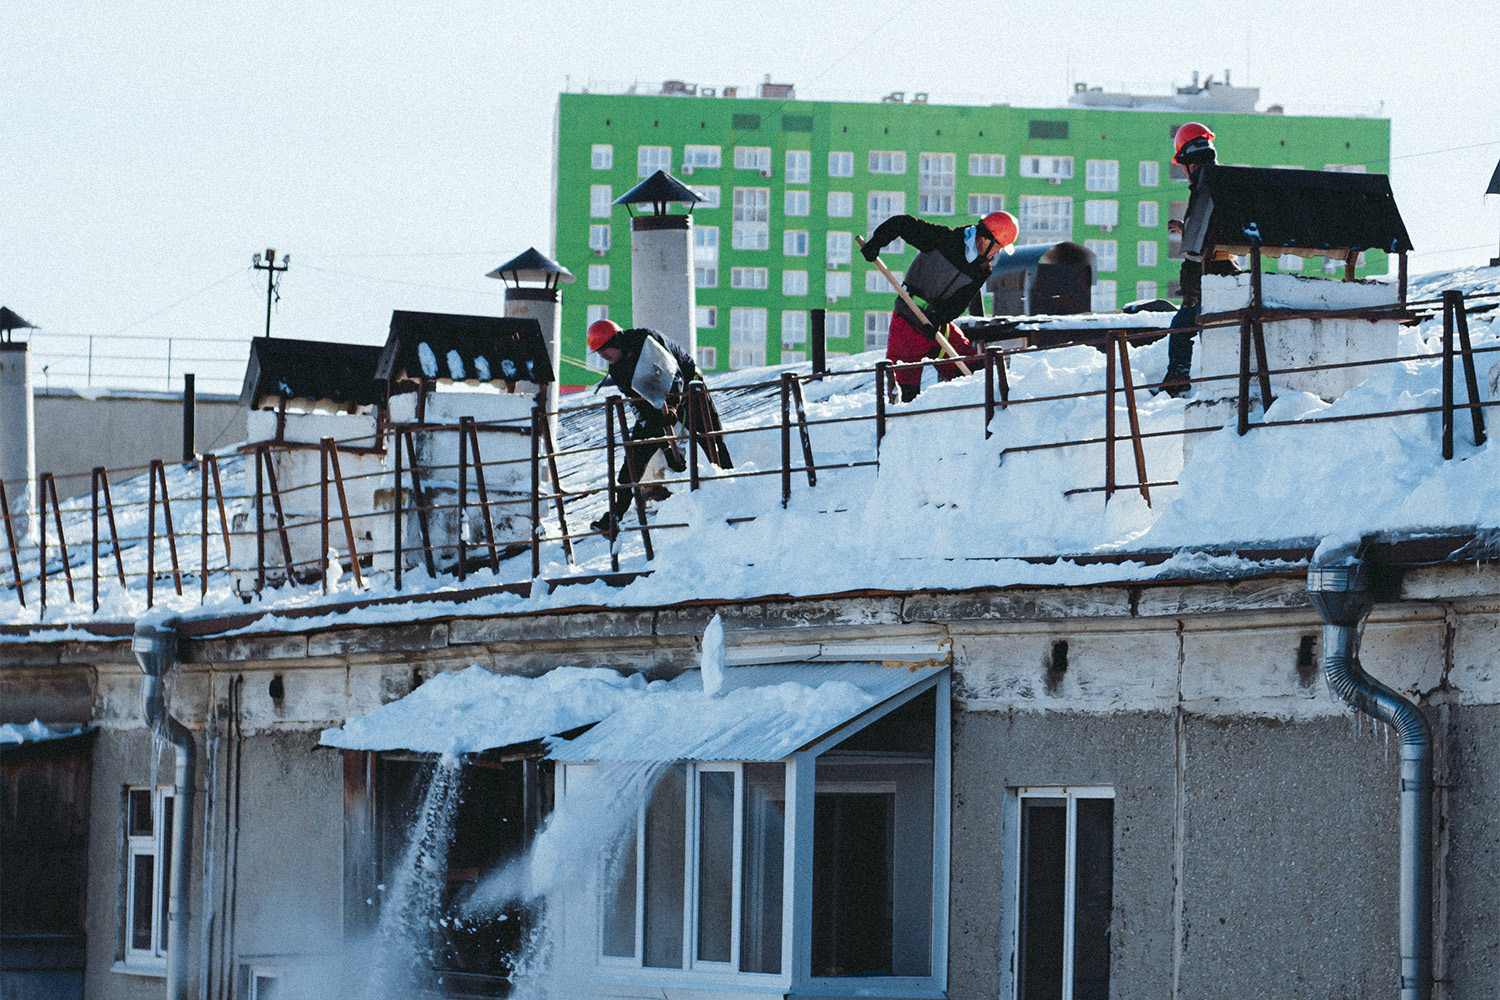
[7,563,1498,1000]
[34,391,247,497]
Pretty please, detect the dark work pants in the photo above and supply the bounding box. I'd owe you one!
[1166,302,1200,377]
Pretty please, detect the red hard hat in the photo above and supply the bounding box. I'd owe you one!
[587,318,622,352]
[980,210,1018,250]
[1173,122,1216,164]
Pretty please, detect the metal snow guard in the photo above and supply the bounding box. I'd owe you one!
[548,661,945,763]
[375,310,555,393]
[1184,164,1414,260]
[238,337,387,412]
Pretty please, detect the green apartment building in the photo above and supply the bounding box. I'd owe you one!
[552,84,1390,386]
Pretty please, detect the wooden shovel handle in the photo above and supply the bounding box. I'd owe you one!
[855,235,973,377]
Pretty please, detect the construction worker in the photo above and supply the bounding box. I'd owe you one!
[586,319,731,540]
[1161,122,1243,397]
[861,210,1018,401]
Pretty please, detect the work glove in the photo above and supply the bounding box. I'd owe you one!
[861,240,883,263]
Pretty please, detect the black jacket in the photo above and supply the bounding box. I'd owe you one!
[604,328,698,425]
[1178,163,1243,306]
[864,215,994,330]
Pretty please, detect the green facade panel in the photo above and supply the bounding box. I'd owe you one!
[554,92,1391,386]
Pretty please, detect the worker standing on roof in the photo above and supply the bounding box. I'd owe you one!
[861,210,1018,401]
[1161,123,1243,397]
[586,320,732,540]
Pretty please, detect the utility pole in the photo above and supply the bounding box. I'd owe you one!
[251,248,289,337]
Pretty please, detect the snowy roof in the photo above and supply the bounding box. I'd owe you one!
[548,662,943,763]
[318,665,647,756]
[375,310,556,390]
[239,336,387,412]
[0,719,89,746]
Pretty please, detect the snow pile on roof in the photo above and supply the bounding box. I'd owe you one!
[318,665,648,755]
[0,719,87,744]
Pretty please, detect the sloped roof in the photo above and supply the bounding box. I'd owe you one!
[375,310,555,390]
[614,170,702,209]
[1186,165,1414,258]
[238,337,387,411]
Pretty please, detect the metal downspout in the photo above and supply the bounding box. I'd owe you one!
[1306,554,1432,1000]
[135,619,196,1000]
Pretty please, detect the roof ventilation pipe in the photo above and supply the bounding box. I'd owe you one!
[1305,547,1431,1000]
[134,618,196,1000]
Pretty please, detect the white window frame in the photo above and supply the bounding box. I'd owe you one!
[1135,280,1158,301]
[124,786,174,967]
[692,186,722,210]
[968,153,1005,177]
[1137,241,1158,267]
[591,185,613,219]
[864,311,891,351]
[729,308,768,368]
[1000,787,1116,1000]
[731,267,769,290]
[828,151,854,178]
[1091,279,1117,312]
[696,305,718,329]
[968,194,1005,217]
[1017,195,1073,245]
[1138,160,1159,187]
[917,153,956,216]
[828,192,853,218]
[785,150,811,185]
[696,346,718,371]
[782,310,808,347]
[784,230,809,257]
[1085,240,1117,273]
[826,231,852,267]
[824,311,851,340]
[1083,200,1119,229]
[592,144,614,170]
[695,225,720,262]
[785,190,811,217]
[589,225,611,255]
[866,270,902,293]
[1138,201,1159,228]
[732,188,771,250]
[825,271,851,302]
[683,145,722,173]
[735,146,773,175]
[639,145,672,178]
[589,264,610,290]
[1019,156,1074,181]
[1085,159,1119,192]
[866,191,906,246]
[868,150,907,175]
[783,270,808,296]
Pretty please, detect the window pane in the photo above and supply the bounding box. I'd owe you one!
[696,772,735,963]
[740,764,785,973]
[129,789,153,836]
[159,797,174,951]
[811,792,893,977]
[1072,799,1114,1000]
[602,826,638,958]
[130,853,155,951]
[1018,798,1066,1000]
[643,765,686,968]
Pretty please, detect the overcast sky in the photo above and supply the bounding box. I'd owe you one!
[5,0,1498,393]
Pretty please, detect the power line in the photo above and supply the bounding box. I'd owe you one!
[109,267,249,337]
[301,263,507,297]
[1393,140,1500,161]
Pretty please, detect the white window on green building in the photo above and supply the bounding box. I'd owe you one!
[696,346,718,371]
[782,310,807,348]
[784,230,809,256]
[828,151,854,177]
[590,185,613,219]
[638,145,671,178]
[692,185,721,209]
[683,145,721,172]
[1019,156,1073,180]
[868,150,906,175]
[918,153,956,215]
[825,272,851,301]
[864,311,891,351]
[1137,241,1158,267]
[732,188,770,250]
[824,311,851,340]
[1085,240,1117,272]
[1324,164,1368,173]
[782,270,808,296]
[969,153,1005,177]
[1084,200,1119,228]
[969,194,1005,217]
[589,225,611,254]
[866,270,901,293]
[729,308,767,368]
[786,150,811,184]
[1136,281,1158,301]
[785,190,810,217]
[1091,280,1117,312]
[866,191,906,244]
[827,192,853,218]
[591,144,613,170]
[1139,161,1159,187]
[695,227,719,289]
[731,267,769,290]
[734,146,773,174]
[826,231,852,267]
[1138,201,1159,227]
[588,264,610,290]
[1018,195,1072,244]
[696,305,717,329]
[1085,160,1119,192]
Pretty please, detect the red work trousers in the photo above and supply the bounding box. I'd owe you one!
[885,313,975,388]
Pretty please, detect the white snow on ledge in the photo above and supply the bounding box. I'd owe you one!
[0,719,88,745]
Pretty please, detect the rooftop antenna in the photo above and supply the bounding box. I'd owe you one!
[251,248,289,337]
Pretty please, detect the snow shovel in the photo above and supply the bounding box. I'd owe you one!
[855,235,973,377]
